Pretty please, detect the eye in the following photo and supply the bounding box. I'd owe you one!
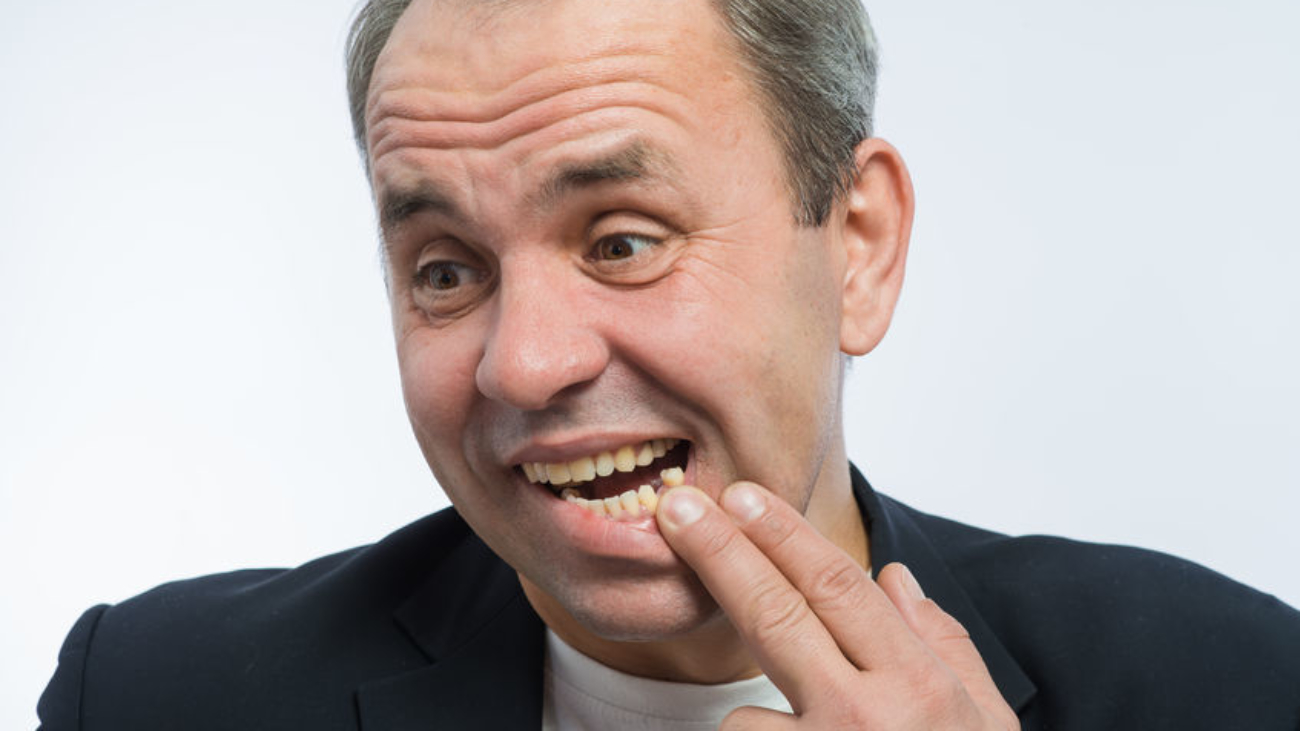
[404,241,493,321]
[592,233,659,261]
[417,261,479,291]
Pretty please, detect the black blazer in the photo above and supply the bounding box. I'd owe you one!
[39,468,1300,729]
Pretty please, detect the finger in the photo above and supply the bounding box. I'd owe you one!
[656,486,853,708]
[720,705,798,731]
[877,563,1015,722]
[719,481,926,671]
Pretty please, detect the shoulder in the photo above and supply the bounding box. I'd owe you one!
[38,508,486,730]
[93,506,476,647]
[896,500,1300,725]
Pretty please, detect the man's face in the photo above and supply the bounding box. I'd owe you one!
[368,0,856,640]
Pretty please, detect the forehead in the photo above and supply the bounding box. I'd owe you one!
[363,0,756,166]
[371,0,736,87]
[374,0,727,88]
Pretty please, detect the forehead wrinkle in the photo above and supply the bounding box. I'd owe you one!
[368,47,666,129]
[369,97,680,169]
[368,76,689,164]
[364,43,696,159]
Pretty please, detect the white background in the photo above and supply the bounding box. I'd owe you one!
[3,1,1297,727]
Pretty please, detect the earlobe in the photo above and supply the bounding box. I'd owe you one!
[838,138,914,356]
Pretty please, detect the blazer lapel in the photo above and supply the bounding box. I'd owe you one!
[852,467,1038,713]
[356,527,545,730]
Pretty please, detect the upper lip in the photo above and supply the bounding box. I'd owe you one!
[502,432,685,467]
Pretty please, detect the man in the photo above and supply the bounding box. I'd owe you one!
[39,0,1300,728]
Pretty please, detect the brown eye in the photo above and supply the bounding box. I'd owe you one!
[430,265,458,289]
[594,233,657,261]
[419,261,476,291]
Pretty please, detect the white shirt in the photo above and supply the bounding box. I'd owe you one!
[541,629,793,730]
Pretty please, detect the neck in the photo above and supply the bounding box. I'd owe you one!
[540,603,765,684]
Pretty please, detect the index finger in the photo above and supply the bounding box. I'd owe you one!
[656,485,853,710]
[714,481,926,671]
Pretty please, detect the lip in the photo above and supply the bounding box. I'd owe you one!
[513,441,700,559]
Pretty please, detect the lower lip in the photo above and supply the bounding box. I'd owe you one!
[533,487,670,559]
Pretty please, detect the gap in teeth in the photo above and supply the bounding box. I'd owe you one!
[524,438,683,488]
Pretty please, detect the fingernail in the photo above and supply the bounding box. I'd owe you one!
[900,565,925,601]
[721,483,765,523]
[660,489,706,528]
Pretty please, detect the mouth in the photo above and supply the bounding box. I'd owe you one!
[516,438,690,521]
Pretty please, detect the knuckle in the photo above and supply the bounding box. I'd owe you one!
[918,598,974,644]
[693,518,743,562]
[921,597,965,630]
[803,558,865,609]
[745,581,813,648]
[901,657,959,705]
[756,506,800,548]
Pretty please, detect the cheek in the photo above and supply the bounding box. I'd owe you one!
[659,237,843,469]
[397,326,482,459]
[616,243,843,429]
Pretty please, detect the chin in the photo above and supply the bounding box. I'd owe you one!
[548,571,723,643]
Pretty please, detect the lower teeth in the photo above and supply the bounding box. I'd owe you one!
[564,467,684,521]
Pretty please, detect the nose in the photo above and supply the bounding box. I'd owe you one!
[475,262,610,411]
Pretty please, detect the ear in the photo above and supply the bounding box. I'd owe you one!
[837,138,914,356]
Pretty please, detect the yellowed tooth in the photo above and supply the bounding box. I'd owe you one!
[569,457,597,483]
[638,484,658,513]
[561,487,581,501]
[595,451,615,477]
[660,467,685,487]
[522,463,538,482]
[584,498,607,516]
[546,463,571,484]
[614,445,637,472]
[666,438,679,450]
[651,439,667,458]
[635,442,654,466]
[619,489,640,515]
[604,496,625,518]
[534,463,550,483]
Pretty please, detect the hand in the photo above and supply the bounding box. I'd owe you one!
[656,481,1018,730]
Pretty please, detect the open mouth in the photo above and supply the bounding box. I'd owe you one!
[517,438,690,521]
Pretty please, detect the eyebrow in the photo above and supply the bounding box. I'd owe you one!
[379,180,463,232]
[532,141,668,209]
[377,141,674,233]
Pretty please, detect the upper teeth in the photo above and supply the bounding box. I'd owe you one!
[520,439,681,486]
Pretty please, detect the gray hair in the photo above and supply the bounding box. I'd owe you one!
[345,0,879,227]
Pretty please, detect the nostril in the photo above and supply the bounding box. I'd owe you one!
[475,325,611,411]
